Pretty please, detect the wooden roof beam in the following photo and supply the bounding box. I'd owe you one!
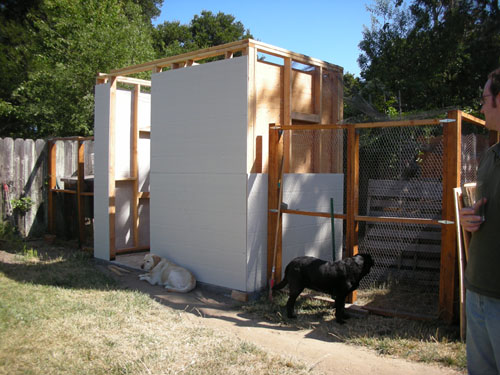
[99,39,342,79]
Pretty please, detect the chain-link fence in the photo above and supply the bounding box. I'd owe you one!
[273,114,491,317]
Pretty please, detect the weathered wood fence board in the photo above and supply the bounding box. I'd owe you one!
[0,137,94,239]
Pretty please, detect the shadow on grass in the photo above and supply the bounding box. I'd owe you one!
[0,239,117,290]
[0,237,465,371]
[243,288,462,348]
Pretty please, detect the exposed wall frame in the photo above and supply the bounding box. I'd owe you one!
[95,75,152,258]
[96,39,343,264]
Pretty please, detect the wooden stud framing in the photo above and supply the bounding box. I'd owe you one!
[94,77,152,258]
[248,44,258,173]
[314,66,323,117]
[346,125,360,303]
[102,39,341,79]
[77,141,85,245]
[267,125,284,282]
[48,141,57,234]
[283,57,292,173]
[439,110,461,323]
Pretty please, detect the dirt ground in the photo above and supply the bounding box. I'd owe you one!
[99,259,465,375]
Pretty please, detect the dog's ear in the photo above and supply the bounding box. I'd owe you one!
[152,255,162,267]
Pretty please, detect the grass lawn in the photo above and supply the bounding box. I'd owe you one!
[0,236,466,374]
[244,288,466,371]
[0,241,310,375]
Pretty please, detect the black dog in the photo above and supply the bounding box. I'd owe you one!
[272,254,374,324]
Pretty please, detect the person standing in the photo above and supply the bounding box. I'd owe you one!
[460,67,500,375]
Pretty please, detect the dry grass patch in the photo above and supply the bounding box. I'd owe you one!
[0,243,313,375]
[243,289,466,372]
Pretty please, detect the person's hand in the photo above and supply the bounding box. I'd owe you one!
[460,198,487,232]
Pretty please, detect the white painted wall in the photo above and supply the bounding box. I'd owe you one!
[94,83,111,260]
[150,57,250,291]
[94,86,151,258]
[138,92,151,247]
[94,59,343,292]
[246,173,268,291]
[281,173,344,277]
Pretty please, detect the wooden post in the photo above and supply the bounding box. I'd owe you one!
[77,140,85,245]
[267,125,284,282]
[247,44,258,173]
[346,125,359,303]
[108,77,117,260]
[47,140,57,234]
[314,66,323,118]
[283,57,292,172]
[439,110,461,323]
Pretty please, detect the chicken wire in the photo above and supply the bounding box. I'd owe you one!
[281,121,490,315]
[357,125,445,291]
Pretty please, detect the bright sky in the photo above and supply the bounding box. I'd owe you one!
[153,1,375,77]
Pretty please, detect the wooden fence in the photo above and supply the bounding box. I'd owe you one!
[0,137,94,241]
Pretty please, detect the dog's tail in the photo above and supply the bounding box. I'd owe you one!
[272,277,288,291]
[165,281,196,293]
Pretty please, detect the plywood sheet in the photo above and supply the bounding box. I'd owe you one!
[255,61,282,173]
[291,69,314,114]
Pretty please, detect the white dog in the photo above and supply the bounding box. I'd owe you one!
[138,254,196,293]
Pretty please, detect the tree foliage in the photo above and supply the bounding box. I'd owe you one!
[0,0,156,138]
[0,3,253,138]
[357,0,500,115]
[153,10,252,58]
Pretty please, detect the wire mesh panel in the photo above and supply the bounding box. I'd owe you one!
[357,125,444,292]
[273,116,489,317]
[461,123,490,185]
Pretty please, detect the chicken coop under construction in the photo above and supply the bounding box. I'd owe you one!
[93,39,344,293]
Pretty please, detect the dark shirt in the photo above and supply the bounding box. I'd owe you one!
[465,142,500,299]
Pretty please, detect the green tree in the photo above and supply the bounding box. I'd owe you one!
[153,21,196,57]
[0,0,155,138]
[130,0,163,22]
[358,0,500,114]
[153,10,253,58]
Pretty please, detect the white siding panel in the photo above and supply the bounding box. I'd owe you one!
[281,174,344,276]
[246,174,268,291]
[93,83,111,260]
[115,184,134,249]
[151,57,247,175]
[138,92,151,130]
[138,133,150,192]
[115,90,132,179]
[150,57,249,291]
[138,200,150,247]
[138,92,151,192]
